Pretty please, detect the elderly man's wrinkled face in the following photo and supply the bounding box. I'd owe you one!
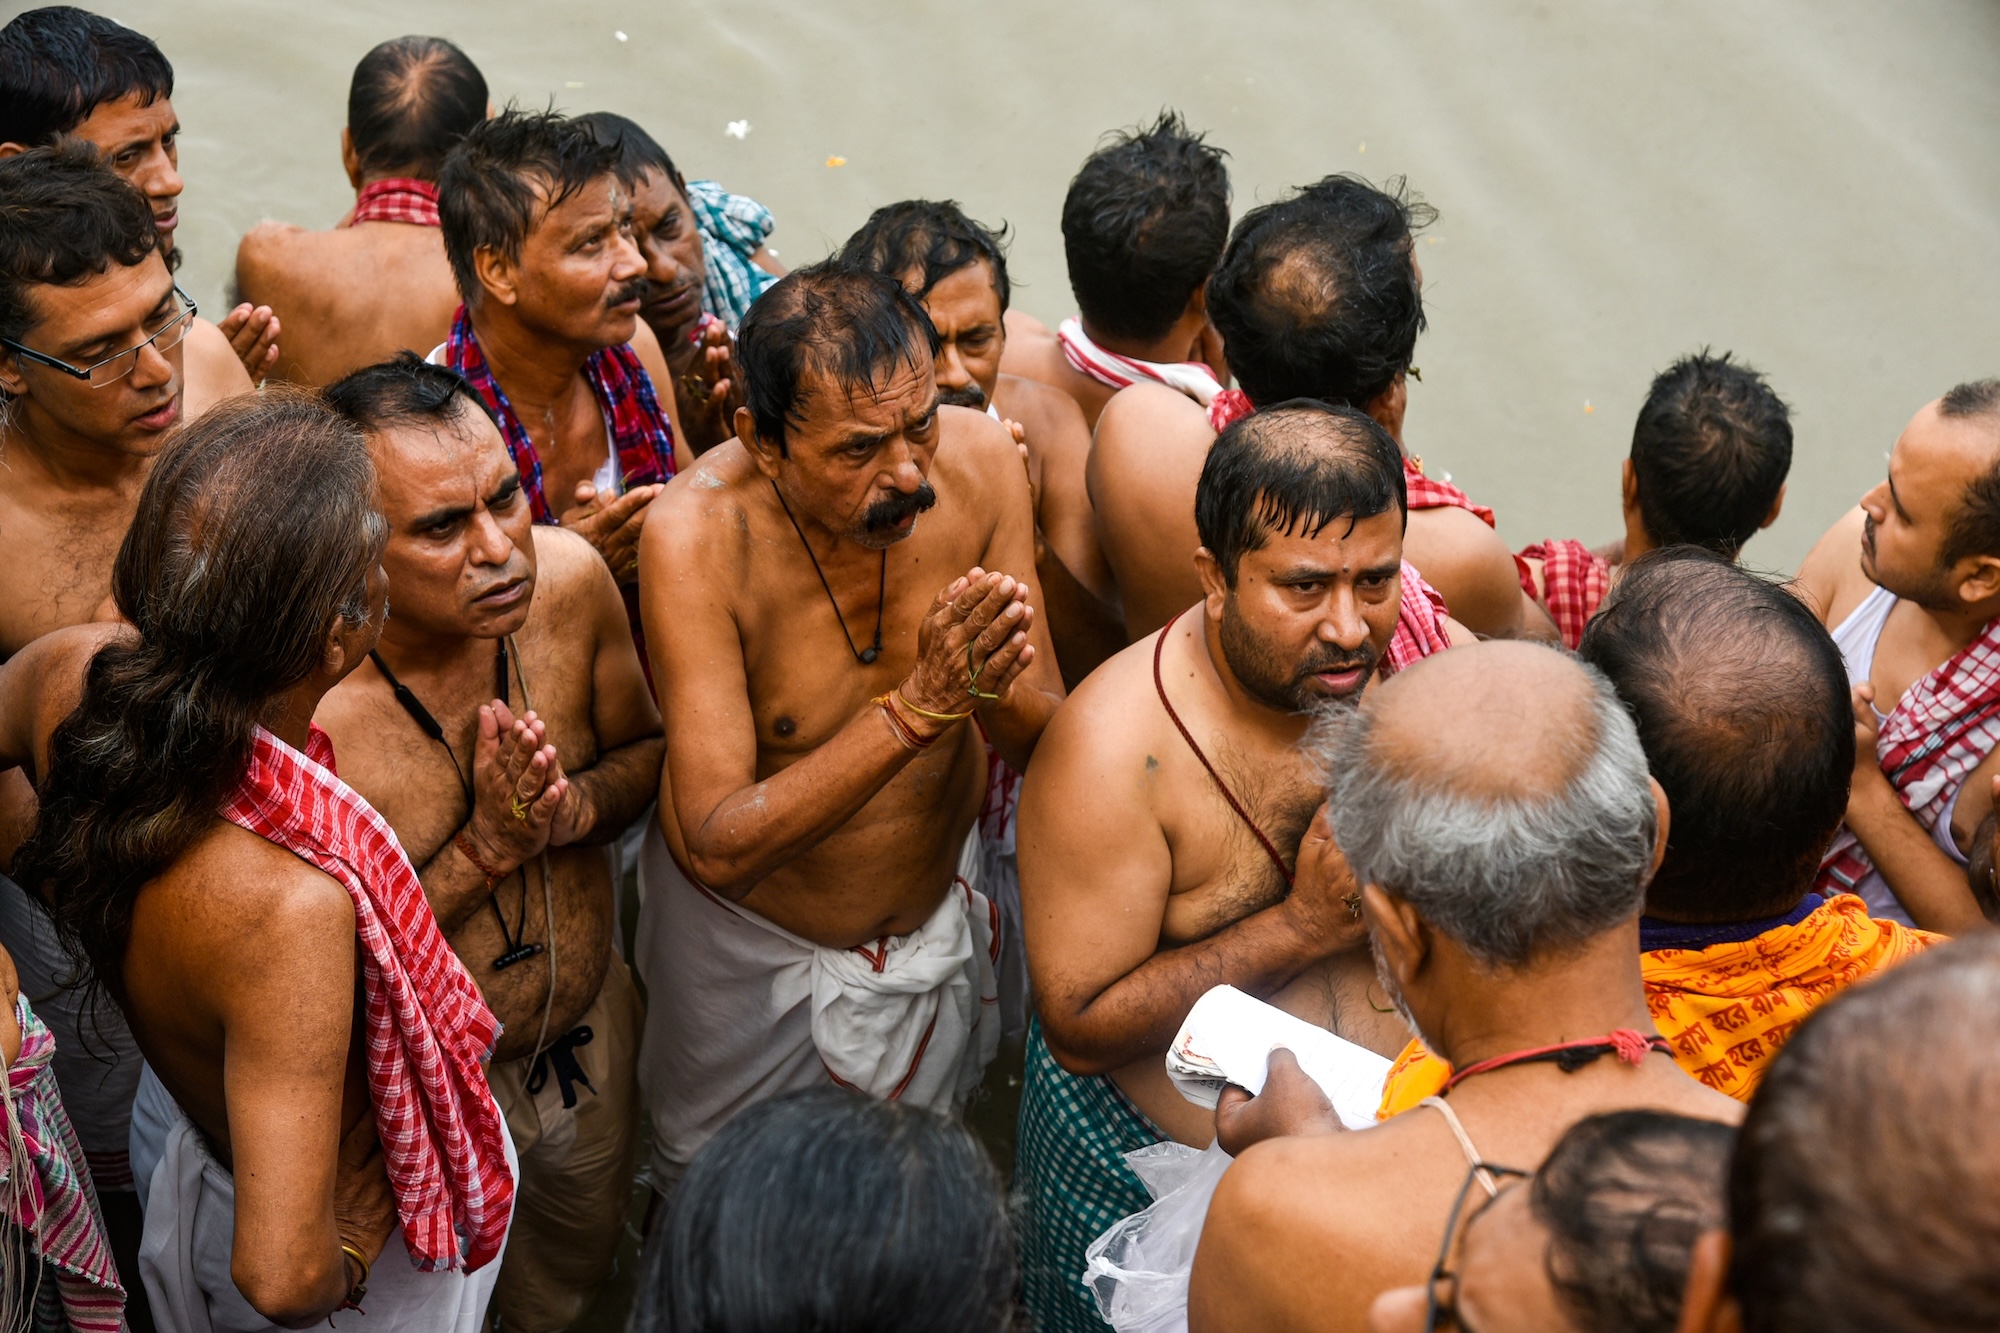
[761,348,942,549]
[368,405,538,640]
[910,260,1004,412]
[1211,507,1406,713]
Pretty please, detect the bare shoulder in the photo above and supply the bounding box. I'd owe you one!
[1794,505,1870,624]
[182,318,255,415]
[646,442,759,569]
[234,219,310,272]
[165,821,356,946]
[0,622,133,768]
[1094,381,1208,459]
[1033,631,1165,762]
[529,522,610,588]
[1005,309,1053,339]
[934,403,1028,505]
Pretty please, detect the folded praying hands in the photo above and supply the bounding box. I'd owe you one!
[463,701,575,874]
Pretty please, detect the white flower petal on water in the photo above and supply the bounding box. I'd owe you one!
[615,30,628,41]
[726,120,750,139]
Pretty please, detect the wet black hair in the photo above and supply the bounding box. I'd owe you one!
[1578,550,1852,922]
[1062,110,1229,343]
[836,199,1012,313]
[0,6,173,147]
[1727,934,2000,1332]
[346,35,487,181]
[1937,377,2000,569]
[323,350,501,435]
[1629,351,1792,557]
[1528,1110,1735,1333]
[1194,398,1406,586]
[0,141,159,344]
[574,111,684,193]
[634,1086,1019,1333]
[436,106,620,304]
[1208,174,1436,410]
[735,261,940,457]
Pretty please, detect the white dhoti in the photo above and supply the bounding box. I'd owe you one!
[129,1065,517,1333]
[634,823,1001,1191]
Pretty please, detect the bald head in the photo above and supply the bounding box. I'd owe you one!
[1368,639,1603,803]
[1317,640,1657,968]
[1726,933,2000,1331]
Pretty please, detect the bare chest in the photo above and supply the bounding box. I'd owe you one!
[0,482,136,658]
[523,385,612,516]
[1870,599,1965,711]
[1150,735,1320,947]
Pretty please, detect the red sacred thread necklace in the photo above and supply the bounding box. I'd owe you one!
[1153,610,1293,888]
[1441,1029,1673,1094]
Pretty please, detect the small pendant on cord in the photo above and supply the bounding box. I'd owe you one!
[494,942,546,970]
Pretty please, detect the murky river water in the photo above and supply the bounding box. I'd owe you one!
[124,0,2000,572]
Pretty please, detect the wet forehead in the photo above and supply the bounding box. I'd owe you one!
[1239,505,1404,578]
[27,252,173,349]
[372,413,515,514]
[1892,404,2000,521]
[919,261,1002,333]
[69,91,178,149]
[533,172,627,242]
[628,167,687,228]
[792,347,937,440]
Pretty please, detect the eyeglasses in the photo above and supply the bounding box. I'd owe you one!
[1423,1160,1531,1332]
[1,285,198,388]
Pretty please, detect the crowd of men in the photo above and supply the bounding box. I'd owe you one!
[0,7,1995,1333]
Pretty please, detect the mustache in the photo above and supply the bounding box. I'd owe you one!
[642,277,699,306]
[1296,641,1379,680]
[609,278,648,308]
[937,382,988,410]
[864,482,938,532]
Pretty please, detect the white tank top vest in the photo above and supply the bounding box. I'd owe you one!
[1828,585,1965,926]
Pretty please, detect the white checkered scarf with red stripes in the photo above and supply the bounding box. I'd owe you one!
[1818,613,2000,893]
[219,726,513,1271]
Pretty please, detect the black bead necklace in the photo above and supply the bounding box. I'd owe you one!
[771,480,885,664]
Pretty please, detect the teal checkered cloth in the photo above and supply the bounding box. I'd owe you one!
[688,179,779,331]
[1016,1021,1166,1332]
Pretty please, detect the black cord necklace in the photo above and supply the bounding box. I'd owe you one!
[370,638,545,971]
[771,480,884,664]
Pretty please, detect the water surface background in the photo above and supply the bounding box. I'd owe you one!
[136,0,2000,572]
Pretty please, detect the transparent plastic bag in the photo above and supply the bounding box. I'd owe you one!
[1080,1140,1233,1333]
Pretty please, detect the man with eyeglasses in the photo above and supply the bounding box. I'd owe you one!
[0,4,278,390]
[0,144,195,661]
[1184,641,1738,1333]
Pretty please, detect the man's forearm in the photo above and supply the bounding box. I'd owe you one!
[1045,903,1320,1075]
[566,736,665,845]
[1848,777,1986,934]
[417,834,510,935]
[679,706,920,896]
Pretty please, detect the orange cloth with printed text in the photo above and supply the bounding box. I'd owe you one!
[1374,895,1937,1117]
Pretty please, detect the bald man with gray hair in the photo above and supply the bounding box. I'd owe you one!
[1187,640,1739,1333]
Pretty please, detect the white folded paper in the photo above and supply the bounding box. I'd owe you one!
[1164,984,1392,1130]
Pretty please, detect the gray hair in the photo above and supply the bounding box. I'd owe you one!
[1315,663,1657,969]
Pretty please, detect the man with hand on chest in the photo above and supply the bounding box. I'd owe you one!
[316,354,665,1333]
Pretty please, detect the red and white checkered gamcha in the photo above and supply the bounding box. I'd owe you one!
[1385,562,1454,673]
[1519,539,1612,650]
[219,726,514,1271]
[351,177,442,228]
[1818,614,2000,894]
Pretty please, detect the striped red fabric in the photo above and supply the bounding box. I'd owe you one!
[219,726,513,1271]
[351,177,441,227]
